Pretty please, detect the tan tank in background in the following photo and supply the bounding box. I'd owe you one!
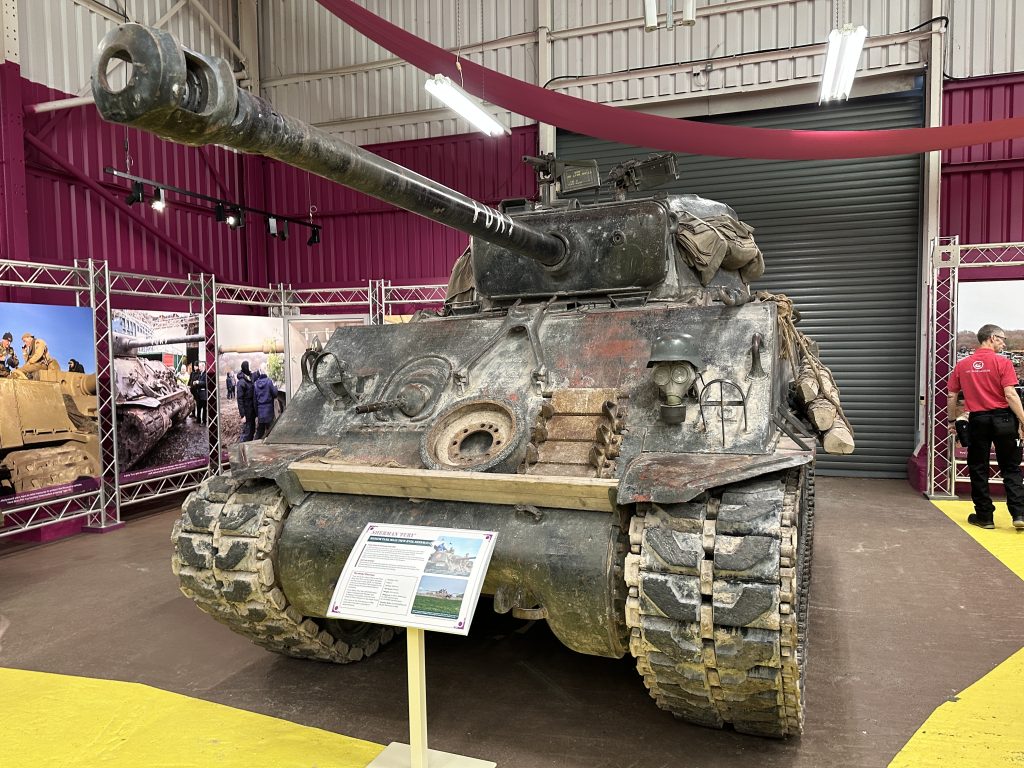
[0,375,100,495]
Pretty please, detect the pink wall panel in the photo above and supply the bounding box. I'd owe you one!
[8,65,537,293]
[261,126,539,288]
[941,72,1024,243]
[19,73,252,285]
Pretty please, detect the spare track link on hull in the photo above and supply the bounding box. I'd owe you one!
[171,473,397,662]
[624,466,812,737]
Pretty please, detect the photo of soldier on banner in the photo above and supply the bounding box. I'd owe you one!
[0,302,100,508]
[216,315,285,450]
[111,310,209,481]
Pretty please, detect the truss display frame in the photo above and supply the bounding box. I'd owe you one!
[0,259,108,538]
[1,270,450,540]
[380,281,448,319]
[926,238,1024,498]
[108,269,210,512]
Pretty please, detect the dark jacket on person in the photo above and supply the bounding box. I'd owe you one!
[236,370,255,416]
[253,371,278,423]
[188,369,208,397]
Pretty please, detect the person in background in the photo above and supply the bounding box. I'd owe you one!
[0,332,19,377]
[235,361,256,442]
[189,363,209,424]
[946,323,1024,530]
[253,369,280,440]
[18,333,58,379]
[67,358,85,374]
[225,370,236,400]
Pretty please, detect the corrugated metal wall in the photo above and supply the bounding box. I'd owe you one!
[941,72,1024,243]
[261,0,538,145]
[264,125,538,287]
[944,0,1024,79]
[557,93,923,476]
[256,0,939,143]
[20,0,240,97]
[549,0,923,107]
[21,78,252,283]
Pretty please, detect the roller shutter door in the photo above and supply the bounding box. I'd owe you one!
[557,93,923,476]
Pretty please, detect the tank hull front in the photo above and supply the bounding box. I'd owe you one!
[276,492,629,659]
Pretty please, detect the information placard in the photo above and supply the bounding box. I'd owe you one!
[326,524,497,636]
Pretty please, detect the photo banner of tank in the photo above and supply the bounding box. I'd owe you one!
[93,23,854,738]
[112,332,204,471]
[0,373,101,503]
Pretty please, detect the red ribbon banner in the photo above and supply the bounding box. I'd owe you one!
[319,0,1024,160]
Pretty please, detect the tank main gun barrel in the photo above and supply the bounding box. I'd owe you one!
[91,24,568,269]
[113,333,205,357]
[218,341,284,355]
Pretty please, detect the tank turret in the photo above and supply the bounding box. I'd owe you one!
[91,25,764,312]
[92,24,853,737]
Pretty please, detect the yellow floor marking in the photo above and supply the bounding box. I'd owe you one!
[1,667,385,768]
[888,648,1024,767]
[888,500,1024,767]
[932,500,1024,581]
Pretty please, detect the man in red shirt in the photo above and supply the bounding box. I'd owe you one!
[947,324,1024,530]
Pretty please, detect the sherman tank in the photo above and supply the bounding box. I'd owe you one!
[112,333,201,468]
[0,374,100,495]
[93,24,855,736]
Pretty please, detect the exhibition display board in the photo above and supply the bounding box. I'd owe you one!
[330,524,498,768]
[0,257,446,539]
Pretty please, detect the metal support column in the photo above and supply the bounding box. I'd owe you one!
[927,239,1024,498]
[86,258,121,529]
[201,273,221,475]
[368,279,386,325]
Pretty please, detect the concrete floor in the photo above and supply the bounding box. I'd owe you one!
[1,477,1022,767]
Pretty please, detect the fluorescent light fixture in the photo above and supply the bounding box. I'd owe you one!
[643,0,658,30]
[424,74,510,137]
[675,0,696,27]
[150,187,166,212]
[819,24,867,103]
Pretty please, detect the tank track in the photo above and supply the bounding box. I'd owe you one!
[172,473,397,662]
[624,466,813,737]
[1,443,98,493]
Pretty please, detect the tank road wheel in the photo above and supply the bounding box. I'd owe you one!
[2,444,98,493]
[171,473,398,662]
[624,466,813,737]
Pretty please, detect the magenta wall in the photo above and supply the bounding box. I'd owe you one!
[17,70,255,287]
[260,127,539,287]
[6,63,538,296]
[941,72,1024,244]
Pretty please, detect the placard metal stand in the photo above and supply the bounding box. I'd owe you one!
[368,628,494,768]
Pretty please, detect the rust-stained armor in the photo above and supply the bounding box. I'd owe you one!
[91,23,854,737]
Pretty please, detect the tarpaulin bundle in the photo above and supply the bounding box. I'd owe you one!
[319,0,1024,160]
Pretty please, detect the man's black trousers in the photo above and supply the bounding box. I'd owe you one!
[966,410,1024,521]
